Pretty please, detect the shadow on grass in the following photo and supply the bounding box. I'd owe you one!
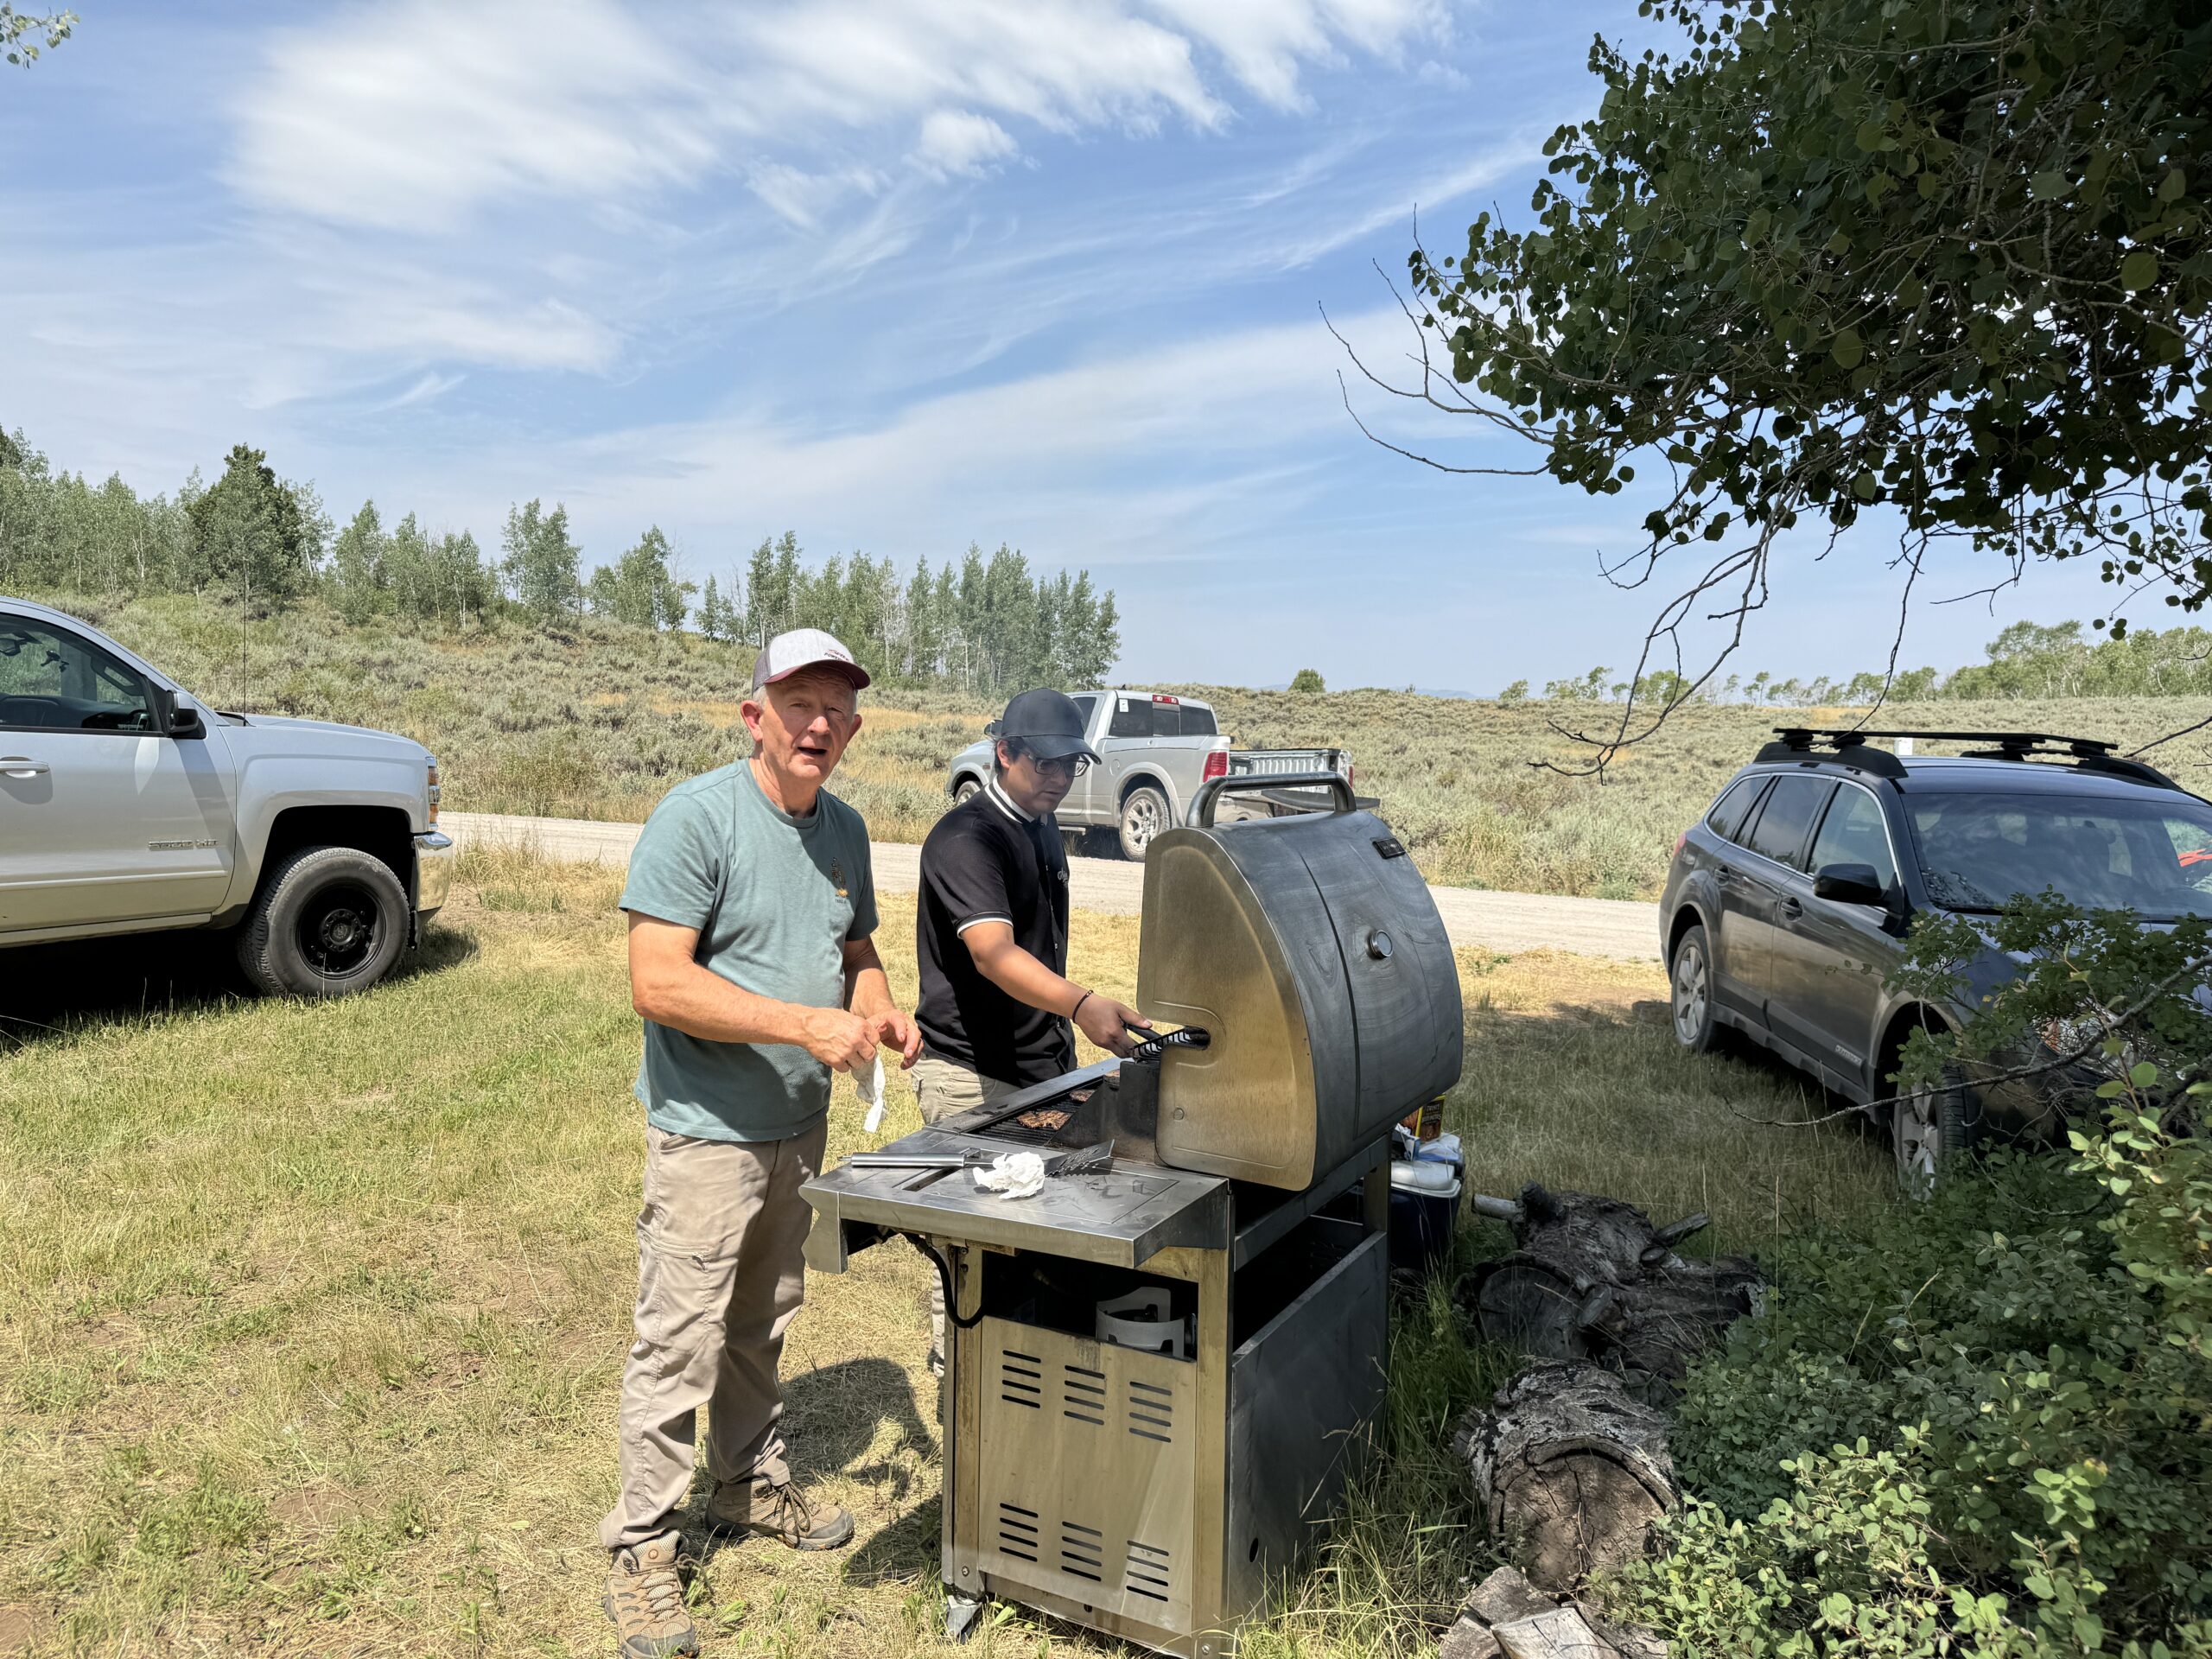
[0,918,478,1049]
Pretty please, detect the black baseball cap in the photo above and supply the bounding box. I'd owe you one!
[994,688,1099,763]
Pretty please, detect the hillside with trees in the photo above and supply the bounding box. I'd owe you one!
[0,428,1120,696]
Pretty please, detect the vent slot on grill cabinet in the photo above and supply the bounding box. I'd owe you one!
[1059,1519,1105,1582]
[1125,1539,1173,1603]
[1063,1363,1107,1426]
[1000,1348,1043,1409]
[996,1502,1039,1562]
[1129,1376,1175,1445]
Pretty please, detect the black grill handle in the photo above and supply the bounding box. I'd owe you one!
[1189,770,1355,828]
[1126,1027,1210,1064]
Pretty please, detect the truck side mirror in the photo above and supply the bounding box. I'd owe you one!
[151,685,205,740]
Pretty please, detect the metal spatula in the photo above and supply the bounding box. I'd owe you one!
[1044,1141,1115,1176]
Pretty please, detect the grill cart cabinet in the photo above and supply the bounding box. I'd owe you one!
[800,783,1460,1655]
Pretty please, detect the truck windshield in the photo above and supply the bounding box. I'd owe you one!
[1905,790,2212,918]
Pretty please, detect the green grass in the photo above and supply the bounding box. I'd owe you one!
[0,847,1891,1656]
[36,588,2212,901]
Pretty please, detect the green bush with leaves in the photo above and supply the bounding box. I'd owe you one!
[1623,893,2212,1655]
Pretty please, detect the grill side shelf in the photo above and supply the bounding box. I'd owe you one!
[800,1128,1231,1269]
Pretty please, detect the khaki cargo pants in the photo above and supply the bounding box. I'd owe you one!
[599,1118,826,1554]
[910,1054,1020,1368]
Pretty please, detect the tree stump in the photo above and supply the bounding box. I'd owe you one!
[1454,1362,1680,1593]
[1465,1185,1762,1397]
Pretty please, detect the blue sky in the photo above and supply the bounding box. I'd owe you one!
[3,1,2118,691]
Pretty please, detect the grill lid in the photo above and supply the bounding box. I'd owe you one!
[1136,804,1462,1189]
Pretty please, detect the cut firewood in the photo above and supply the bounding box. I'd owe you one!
[1454,1362,1680,1593]
[1463,1184,1762,1396]
[1493,1605,1617,1658]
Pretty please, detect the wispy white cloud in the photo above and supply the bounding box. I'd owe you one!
[232,0,718,232]
[228,0,1460,232]
[914,110,1020,179]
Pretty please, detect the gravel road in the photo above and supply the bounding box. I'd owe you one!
[443,810,1661,963]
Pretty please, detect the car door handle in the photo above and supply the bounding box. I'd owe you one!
[1778,896,1803,918]
[0,756,49,778]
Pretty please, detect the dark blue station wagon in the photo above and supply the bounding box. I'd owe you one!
[1658,729,2212,1188]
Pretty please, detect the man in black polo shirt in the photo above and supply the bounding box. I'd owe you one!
[911,688,1149,1370]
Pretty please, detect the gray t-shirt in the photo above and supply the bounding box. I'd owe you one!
[620,760,879,1143]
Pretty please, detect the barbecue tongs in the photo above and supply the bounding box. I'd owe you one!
[849,1141,1116,1177]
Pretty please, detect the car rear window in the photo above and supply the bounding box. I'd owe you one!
[1179,704,1217,737]
[1705,778,1766,843]
[1744,774,1834,869]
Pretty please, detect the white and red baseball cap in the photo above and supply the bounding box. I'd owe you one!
[750,627,871,691]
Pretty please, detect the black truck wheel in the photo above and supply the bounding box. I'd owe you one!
[235,845,410,998]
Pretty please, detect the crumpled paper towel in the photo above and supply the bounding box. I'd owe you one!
[855,1055,887,1135]
[970,1151,1047,1199]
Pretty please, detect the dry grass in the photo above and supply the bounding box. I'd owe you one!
[0,845,1892,1658]
[40,590,2212,901]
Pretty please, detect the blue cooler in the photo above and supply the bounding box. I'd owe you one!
[1388,1141,1464,1273]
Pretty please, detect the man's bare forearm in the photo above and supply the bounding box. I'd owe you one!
[634,954,823,1046]
[844,937,896,1020]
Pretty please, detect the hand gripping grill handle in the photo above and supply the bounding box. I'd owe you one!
[1188,770,1355,828]
[1125,1026,1210,1064]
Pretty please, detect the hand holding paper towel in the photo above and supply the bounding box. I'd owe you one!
[855,1054,887,1135]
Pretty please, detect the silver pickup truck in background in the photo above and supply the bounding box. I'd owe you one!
[1,595,451,996]
[944,688,1357,858]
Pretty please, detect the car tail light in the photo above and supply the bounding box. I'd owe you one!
[1674,829,1688,857]
[1202,749,1229,781]
[1347,759,1356,790]
[428,760,442,825]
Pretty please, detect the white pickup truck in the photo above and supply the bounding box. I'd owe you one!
[944,688,1357,858]
[0,596,451,996]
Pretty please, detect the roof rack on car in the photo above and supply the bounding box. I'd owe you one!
[1755,728,1906,778]
[1757,728,2183,791]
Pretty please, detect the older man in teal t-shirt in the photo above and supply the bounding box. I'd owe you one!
[597,629,920,1659]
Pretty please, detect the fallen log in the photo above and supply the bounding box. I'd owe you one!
[1454,1362,1680,1594]
[1464,1184,1762,1396]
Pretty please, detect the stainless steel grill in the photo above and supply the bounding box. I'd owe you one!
[802,778,1464,1656]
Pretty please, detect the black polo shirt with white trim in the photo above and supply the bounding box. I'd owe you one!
[916,778,1075,1085]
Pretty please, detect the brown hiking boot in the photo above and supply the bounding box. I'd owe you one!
[602,1532,698,1659]
[705,1476,855,1551]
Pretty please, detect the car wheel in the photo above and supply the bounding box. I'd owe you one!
[236,845,410,998]
[1893,1063,1973,1198]
[1669,924,1719,1052]
[953,777,981,806]
[1118,785,1170,861]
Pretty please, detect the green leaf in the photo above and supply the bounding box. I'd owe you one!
[2158,168,2185,202]
[2031,169,2068,200]
[2120,249,2158,291]
[2129,1060,2159,1088]
[1831,327,1865,369]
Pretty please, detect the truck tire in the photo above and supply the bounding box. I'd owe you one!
[1118,784,1171,861]
[235,845,410,999]
[953,776,981,806]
